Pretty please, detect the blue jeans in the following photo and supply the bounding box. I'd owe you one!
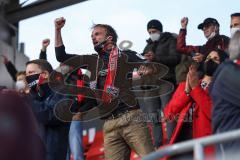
[69,121,84,160]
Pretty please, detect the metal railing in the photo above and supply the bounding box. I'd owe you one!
[142,128,240,160]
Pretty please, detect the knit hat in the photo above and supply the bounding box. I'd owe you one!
[147,19,163,32]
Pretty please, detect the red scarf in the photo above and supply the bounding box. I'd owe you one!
[102,46,119,103]
[77,69,85,103]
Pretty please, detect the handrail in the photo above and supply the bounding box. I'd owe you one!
[142,128,240,160]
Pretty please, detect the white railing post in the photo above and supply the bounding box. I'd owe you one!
[194,142,204,160]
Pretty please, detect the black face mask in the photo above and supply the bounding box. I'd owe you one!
[203,59,219,76]
[94,39,108,53]
[26,74,40,91]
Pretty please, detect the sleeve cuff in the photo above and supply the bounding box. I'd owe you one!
[55,45,65,51]
[180,28,187,34]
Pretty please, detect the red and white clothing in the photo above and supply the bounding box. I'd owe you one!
[164,80,214,157]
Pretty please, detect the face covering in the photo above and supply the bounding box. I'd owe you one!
[26,74,40,91]
[230,27,240,37]
[206,32,216,40]
[94,37,111,53]
[15,80,26,91]
[203,59,219,76]
[150,33,160,42]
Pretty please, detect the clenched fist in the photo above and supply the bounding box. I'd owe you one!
[42,39,50,48]
[55,17,66,31]
[181,17,188,29]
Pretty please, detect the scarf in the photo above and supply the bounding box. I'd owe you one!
[235,59,240,65]
[77,69,85,103]
[102,46,119,103]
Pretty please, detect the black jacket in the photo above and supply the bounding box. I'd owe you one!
[143,32,181,85]
[55,45,143,118]
[5,61,18,82]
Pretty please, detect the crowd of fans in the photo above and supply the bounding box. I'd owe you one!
[0,12,240,160]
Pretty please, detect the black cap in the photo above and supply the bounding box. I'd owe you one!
[198,18,219,30]
[147,19,163,32]
[231,13,240,17]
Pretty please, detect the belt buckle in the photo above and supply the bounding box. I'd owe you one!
[108,110,130,120]
[125,110,130,114]
[111,114,116,119]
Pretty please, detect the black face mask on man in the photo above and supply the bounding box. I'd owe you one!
[203,59,219,76]
[94,36,112,53]
[26,74,40,91]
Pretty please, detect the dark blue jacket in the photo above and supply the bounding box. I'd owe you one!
[210,60,240,159]
[29,85,70,160]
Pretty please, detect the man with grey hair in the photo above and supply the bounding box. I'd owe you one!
[229,31,240,60]
[210,30,240,160]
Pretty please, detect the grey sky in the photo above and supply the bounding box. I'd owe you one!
[19,0,239,68]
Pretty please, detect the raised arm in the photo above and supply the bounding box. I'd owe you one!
[39,39,50,60]
[1,55,18,82]
[55,17,66,47]
[177,17,200,54]
[54,17,76,62]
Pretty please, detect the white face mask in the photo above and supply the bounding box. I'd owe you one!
[15,80,26,91]
[150,33,160,42]
[230,27,240,37]
[206,32,216,40]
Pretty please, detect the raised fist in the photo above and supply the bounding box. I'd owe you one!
[55,17,66,30]
[42,39,50,49]
[0,55,9,64]
[181,17,188,29]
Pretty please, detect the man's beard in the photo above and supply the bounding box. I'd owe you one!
[229,40,240,60]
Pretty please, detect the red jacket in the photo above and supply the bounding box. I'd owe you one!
[164,81,214,156]
[177,29,229,56]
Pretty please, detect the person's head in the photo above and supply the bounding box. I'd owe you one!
[25,59,53,90]
[15,71,29,93]
[203,49,228,76]
[230,13,240,37]
[142,43,155,61]
[91,24,118,53]
[229,30,240,60]
[143,43,154,54]
[198,18,220,40]
[16,71,26,82]
[147,19,163,42]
